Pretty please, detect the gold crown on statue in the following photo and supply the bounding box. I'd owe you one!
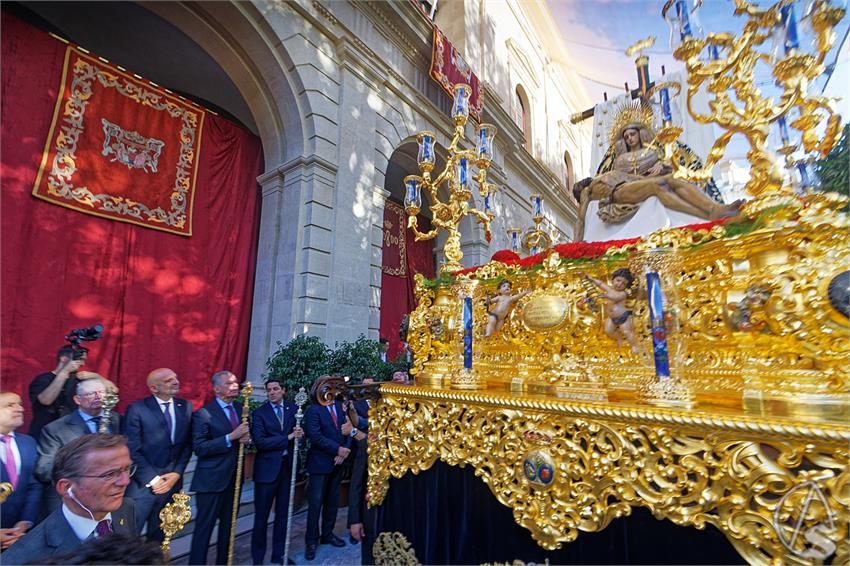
[608,100,655,145]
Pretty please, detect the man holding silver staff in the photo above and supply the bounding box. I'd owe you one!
[250,378,303,565]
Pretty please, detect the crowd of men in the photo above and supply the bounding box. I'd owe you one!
[0,345,403,565]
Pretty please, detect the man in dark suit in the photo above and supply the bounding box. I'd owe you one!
[189,370,250,565]
[1,433,138,565]
[303,381,352,561]
[250,379,303,565]
[36,378,121,514]
[123,368,192,542]
[0,392,43,550]
[345,378,372,546]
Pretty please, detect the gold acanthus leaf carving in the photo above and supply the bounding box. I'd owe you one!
[367,390,849,565]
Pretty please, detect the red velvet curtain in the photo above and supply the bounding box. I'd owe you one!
[379,202,435,360]
[1,13,263,418]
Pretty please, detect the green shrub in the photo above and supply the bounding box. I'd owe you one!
[264,334,331,396]
[328,335,390,381]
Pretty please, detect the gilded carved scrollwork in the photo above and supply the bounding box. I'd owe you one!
[368,387,850,565]
[407,212,849,414]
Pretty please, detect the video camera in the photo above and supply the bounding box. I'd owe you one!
[64,324,104,360]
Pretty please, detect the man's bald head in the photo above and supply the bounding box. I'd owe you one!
[147,368,180,400]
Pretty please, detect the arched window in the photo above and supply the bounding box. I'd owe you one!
[514,85,531,152]
[564,150,574,196]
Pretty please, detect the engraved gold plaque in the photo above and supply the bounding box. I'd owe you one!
[522,295,568,331]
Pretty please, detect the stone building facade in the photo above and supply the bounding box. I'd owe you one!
[16,0,593,380]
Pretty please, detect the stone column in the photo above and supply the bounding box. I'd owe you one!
[246,155,338,382]
[370,187,391,339]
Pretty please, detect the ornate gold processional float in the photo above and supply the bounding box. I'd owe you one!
[367,1,849,564]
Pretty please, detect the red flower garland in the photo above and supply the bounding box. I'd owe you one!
[452,217,731,277]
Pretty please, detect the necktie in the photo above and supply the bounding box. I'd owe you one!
[226,405,239,429]
[1,435,18,488]
[162,402,174,442]
[90,416,102,433]
[274,404,284,428]
[95,519,113,537]
[328,405,338,428]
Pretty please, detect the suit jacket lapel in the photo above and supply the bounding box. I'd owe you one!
[213,401,240,431]
[113,503,133,535]
[144,396,170,439]
[174,398,189,438]
[67,412,90,435]
[45,510,83,555]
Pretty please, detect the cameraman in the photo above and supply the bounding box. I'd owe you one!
[28,346,100,439]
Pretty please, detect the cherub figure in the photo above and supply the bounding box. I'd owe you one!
[484,279,531,338]
[583,268,641,353]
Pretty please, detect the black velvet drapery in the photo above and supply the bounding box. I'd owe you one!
[367,461,745,565]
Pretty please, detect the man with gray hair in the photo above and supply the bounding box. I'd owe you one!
[1,434,138,565]
[36,378,121,513]
[189,370,250,565]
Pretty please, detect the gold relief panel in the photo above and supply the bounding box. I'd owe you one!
[367,386,850,565]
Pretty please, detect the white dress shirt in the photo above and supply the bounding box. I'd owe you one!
[61,503,113,540]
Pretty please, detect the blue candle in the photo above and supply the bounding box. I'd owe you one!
[646,271,671,379]
[484,192,493,215]
[660,87,672,123]
[456,157,469,189]
[452,84,470,121]
[709,44,720,61]
[463,297,473,370]
[777,116,790,145]
[797,162,811,188]
[510,230,520,253]
[417,132,435,167]
[531,194,543,218]
[676,0,692,40]
[780,4,800,54]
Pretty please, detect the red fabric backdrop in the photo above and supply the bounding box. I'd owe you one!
[1,13,263,419]
[379,202,435,360]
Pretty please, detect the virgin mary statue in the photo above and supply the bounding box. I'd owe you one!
[574,101,743,242]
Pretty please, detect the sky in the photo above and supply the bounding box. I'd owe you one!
[548,0,849,163]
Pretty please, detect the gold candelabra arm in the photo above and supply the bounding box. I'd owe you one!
[408,215,440,242]
[663,129,736,183]
[160,491,192,561]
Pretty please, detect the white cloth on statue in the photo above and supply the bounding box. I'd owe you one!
[583,196,704,242]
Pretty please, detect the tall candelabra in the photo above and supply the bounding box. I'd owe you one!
[404,84,498,275]
[656,0,844,212]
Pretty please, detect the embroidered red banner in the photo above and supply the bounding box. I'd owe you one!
[381,201,407,277]
[429,27,484,122]
[32,46,204,236]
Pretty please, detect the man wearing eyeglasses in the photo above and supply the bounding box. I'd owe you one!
[1,433,138,565]
[36,378,121,514]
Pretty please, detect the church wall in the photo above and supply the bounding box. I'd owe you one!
[143,0,597,378]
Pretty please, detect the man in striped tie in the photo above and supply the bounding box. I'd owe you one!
[189,371,250,565]
[0,392,42,550]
